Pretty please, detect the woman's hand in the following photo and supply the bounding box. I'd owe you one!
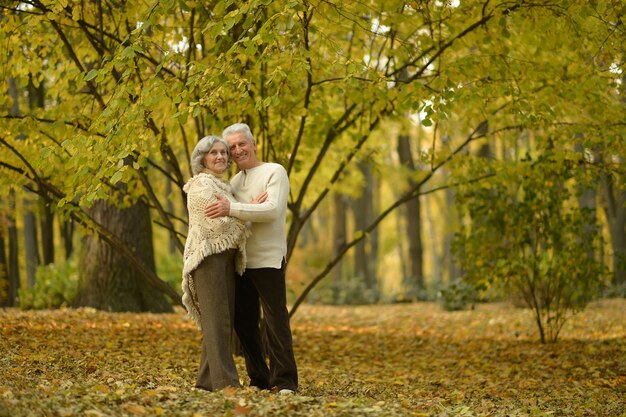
[250,191,268,204]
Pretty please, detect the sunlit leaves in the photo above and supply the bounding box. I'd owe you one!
[1,302,624,416]
[2,1,625,314]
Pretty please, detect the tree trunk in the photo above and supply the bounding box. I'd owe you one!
[424,193,440,291]
[601,173,626,287]
[7,77,23,300]
[397,134,424,296]
[353,161,377,295]
[443,185,463,283]
[61,218,74,260]
[40,197,55,265]
[166,178,177,255]
[395,203,410,293]
[0,230,8,307]
[76,198,173,312]
[575,142,597,259]
[7,190,20,307]
[332,192,347,302]
[23,197,39,289]
[370,174,380,290]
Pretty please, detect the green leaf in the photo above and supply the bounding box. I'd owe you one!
[121,46,136,59]
[110,170,123,184]
[85,69,98,81]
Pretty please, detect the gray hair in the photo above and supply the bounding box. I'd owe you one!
[190,135,230,175]
[222,123,255,143]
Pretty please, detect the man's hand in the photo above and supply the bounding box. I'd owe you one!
[251,191,268,204]
[205,195,231,218]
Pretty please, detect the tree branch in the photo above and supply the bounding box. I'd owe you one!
[289,171,496,317]
[136,167,185,253]
[287,8,314,176]
[0,136,183,305]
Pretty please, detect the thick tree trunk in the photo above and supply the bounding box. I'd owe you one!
[76,199,173,312]
[397,134,424,295]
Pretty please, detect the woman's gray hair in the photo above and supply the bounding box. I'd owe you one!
[222,123,254,143]
[190,135,230,175]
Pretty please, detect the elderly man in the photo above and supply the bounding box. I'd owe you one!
[204,123,298,394]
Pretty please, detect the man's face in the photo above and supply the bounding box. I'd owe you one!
[226,132,257,170]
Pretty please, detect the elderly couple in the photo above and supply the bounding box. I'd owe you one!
[181,123,298,394]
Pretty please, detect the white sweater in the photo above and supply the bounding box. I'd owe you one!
[229,163,289,269]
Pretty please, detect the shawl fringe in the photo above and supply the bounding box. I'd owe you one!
[181,234,248,331]
[181,172,250,331]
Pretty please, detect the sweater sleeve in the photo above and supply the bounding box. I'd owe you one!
[229,165,289,223]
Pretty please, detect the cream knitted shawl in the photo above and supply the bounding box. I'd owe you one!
[182,172,250,330]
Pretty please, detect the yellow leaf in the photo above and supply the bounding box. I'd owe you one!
[234,405,252,415]
[142,389,160,398]
[156,385,178,392]
[93,384,109,393]
[124,403,146,415]
[84,410,106,417]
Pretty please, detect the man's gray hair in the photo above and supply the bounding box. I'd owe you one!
[190,135,230,175]
[222,123,254,143]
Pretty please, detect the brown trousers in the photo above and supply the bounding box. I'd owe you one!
[192,249,240,391]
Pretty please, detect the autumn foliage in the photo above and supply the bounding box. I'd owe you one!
[1,300,624,417]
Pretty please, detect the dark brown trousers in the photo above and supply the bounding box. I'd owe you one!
[234,261,298,391]
[192,249,240,391]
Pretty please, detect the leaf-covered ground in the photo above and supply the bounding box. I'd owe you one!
[1,299,625,417]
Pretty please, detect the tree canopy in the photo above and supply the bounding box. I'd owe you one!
[1,1,624,323]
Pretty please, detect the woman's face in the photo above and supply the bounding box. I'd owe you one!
[203,142,228,174]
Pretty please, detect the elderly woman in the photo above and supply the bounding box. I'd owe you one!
[182,135,261,391]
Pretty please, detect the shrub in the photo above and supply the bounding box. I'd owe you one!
[438,281,478,311]
[156,252,183,296]
[454,151,608,342]
[308,275,380,305]
[19,259,78,310]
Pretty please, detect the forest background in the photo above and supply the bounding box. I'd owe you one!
[1,1,625,416]
[2,0,625,336]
